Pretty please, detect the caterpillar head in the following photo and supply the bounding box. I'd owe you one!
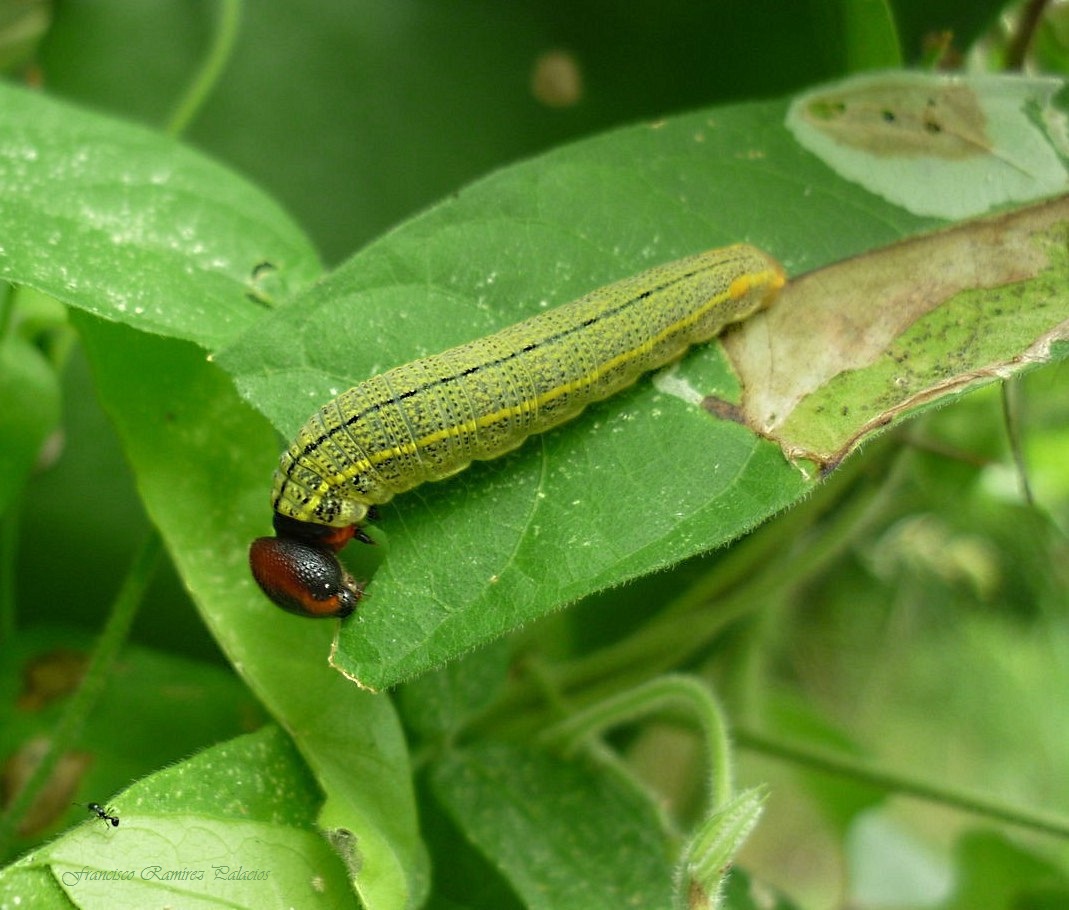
[249,516,364,618]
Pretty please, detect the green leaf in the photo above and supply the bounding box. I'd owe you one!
[0,81,424,907]
[74,316,428,910]
[217,94,879,688]
[16,726,359,909]
[220,76,1068,690]
[786,72,1068,219]
[734,195,1069,467]
[0,81,321,350]
[2,67,1066,703]
[429,741,674,910]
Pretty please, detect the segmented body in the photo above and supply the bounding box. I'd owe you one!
[271,244,786,529]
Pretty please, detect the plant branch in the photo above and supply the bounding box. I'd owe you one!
[166,0,243,136]
[736,726,1069,840]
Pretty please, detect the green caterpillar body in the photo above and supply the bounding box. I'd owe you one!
[272,243,786,529]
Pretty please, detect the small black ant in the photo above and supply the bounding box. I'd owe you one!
[75,801,119,828]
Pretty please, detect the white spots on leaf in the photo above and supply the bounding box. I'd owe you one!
[653,364,704,406]
[3,142,39,162]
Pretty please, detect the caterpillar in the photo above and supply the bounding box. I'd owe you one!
[249,243,786,618]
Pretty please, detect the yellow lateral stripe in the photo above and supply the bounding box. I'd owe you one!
[273,245,787,525]
[312,263,783,494]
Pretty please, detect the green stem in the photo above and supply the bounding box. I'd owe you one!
[166,0,243,137]
[0,532,161,853]
[736,727,1069,840]
[1001,380,1035,507]
[543,675,736,808]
